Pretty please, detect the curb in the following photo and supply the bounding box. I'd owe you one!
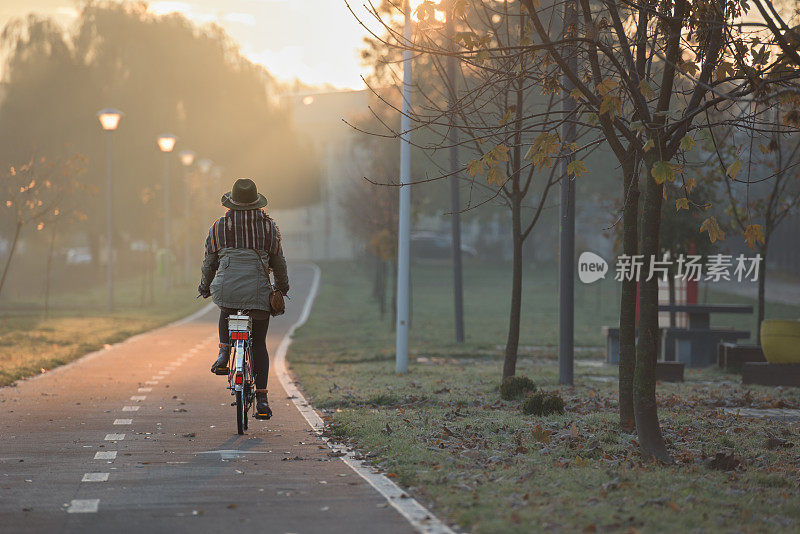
[274,263,456,534]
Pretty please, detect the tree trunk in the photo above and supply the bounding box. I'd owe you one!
[44,225,58,317]
[503,195,523,379]
[756,241,768,345]
[619,159,639,432]
[633,161,671,463]
[0,221,23,298]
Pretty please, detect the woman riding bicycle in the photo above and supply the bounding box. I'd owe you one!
[197,178,290,420]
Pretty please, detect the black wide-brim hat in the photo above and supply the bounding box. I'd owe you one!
[221,178,268,210]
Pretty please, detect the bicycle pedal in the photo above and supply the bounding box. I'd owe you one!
[231,401,236,406]
[213,367,229,376]
[253,413,271,421]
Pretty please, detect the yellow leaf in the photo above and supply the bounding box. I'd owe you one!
[700,217,726,243]
[597,78,618,96]
[567,160,588,177]
[651,161,675,184]
[676,197,690,211]
[727,159,742,180]
[643,139,654,152]
[744,224,765,250]
[639,80,655,98]
[680,136,695,151]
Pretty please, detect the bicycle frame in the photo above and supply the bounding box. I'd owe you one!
[227,312,255,433]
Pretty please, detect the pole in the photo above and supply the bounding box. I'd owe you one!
[558,0,577,386]
[106,131,114,312]
[184,169,191,285]
[164,152,171,292]
[446,1,465,344]
[395,1,412,375]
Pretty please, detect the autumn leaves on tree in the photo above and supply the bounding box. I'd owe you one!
[355,0,800,462]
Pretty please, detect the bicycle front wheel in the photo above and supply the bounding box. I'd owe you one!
[236,390,245,435]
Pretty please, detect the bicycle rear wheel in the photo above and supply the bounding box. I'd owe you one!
[236,391,245,435]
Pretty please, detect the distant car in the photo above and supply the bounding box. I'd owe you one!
[65,247,92,265]
[411,232,477,260]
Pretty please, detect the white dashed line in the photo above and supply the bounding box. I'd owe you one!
[130,396,146,401]
[151,376,161,380]
[122,406,140,412]
[157,371,169,376]
[82,472,109,482]
[94,451,117,460]
[104,434,125,441]
[113,419,132,425]
[145,381,159,385]
[138,388,152,393]
[67,499,99,513]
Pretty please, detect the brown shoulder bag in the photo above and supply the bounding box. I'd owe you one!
[253,249,285,316]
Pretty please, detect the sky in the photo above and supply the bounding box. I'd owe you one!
[0,0,380,90]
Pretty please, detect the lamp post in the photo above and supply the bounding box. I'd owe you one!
[157,133,177,292]
[97,108,123,312]
[197,158,214,227]
[178,150,196,285]
[396,0,413,374]
[558,2,578,386]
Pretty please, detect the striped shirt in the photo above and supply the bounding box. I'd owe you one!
[205,209,282,255]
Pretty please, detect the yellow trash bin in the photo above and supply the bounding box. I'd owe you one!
[760,320,800,364]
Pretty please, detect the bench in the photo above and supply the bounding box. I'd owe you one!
[656,361,684,382]
[717,343,766,372]
[742,363,800,387]
[661,327,750,367]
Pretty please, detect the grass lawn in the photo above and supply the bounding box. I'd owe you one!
[289,261,800,533]
[0,277,203,386]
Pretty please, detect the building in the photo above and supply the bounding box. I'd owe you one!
[273,90,370,261]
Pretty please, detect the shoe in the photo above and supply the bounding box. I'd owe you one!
[211,343,230,375]
[254,390,272,420]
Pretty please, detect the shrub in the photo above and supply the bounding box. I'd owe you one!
[499,375,537,400]
[522,391,566,416]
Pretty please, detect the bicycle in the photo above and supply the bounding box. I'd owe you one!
[227,312,255,434]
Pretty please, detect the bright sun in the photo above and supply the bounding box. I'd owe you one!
[408,0,446,22]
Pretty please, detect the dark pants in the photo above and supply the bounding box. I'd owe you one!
[218,310,270,390]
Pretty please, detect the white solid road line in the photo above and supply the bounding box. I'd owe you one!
[113,419,132,425]
[122,406,140,412]
[130,395,146,401]
[274,264,455,534]
[94,451,117,460]
[82,473,109,482]
[67,499,100,513]
[104,433,125,441]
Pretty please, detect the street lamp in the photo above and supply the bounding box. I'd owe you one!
[97,108,123,312]
[157,133,177,291]
[178,150,196,284]
[197,158,212,175]
[396,0,413,374]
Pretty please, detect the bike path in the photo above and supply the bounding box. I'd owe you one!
[0,264,415,534]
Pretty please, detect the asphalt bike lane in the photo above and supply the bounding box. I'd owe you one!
[0,264,416,534]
